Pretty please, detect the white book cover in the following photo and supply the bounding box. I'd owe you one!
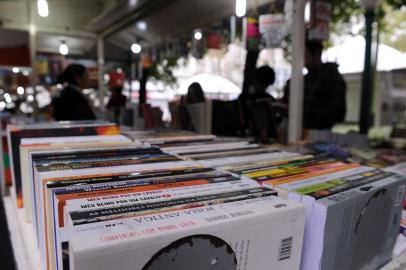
[49,174,256,270]
[64,196,305,270]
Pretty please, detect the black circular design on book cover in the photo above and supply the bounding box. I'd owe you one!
[142,235,237,270]
[349,189,392,270]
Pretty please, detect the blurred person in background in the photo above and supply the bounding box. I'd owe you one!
[51,64,96,121]
[283,39,346,130]
[106,71,127,124]
[239,66,276,136]
[249,65,276,102]
[186,82,206,104]
[177,82,206,131]
[247,66,279,143]
[106,86,126,124]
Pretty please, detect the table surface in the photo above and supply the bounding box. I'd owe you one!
[3,193,406,270]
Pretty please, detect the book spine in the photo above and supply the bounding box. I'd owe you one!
[46,167,214,188]
[295,171,394,199]
[68,188,275,226]
[65,179,258,212]
[37,156,181,172]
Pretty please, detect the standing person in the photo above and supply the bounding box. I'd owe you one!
[283,40,346,130]
[186,82,206,104]
[106,86,126,124]
[238,66,276,138]
[247,66,278,143]
[249,65,276,102]
[51,64,96,121]
[106,71,127,124]
[177,82,206,131]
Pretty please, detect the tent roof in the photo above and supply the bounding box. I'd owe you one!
[323,35,406,74]
[0,0,276,62]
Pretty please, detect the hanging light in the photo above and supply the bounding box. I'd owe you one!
[136,21,147,31]
[4,93,12,103]
[194,31,203,40]
[17,87,25,95]
[37,0,49,17]
[305,2,311,23]
[12,67,20,73]
[131,43,142,54]
[235,0,246,17]
[59,41,69,55]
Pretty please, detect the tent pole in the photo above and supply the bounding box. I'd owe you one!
[27,0,39,121]
[359,10,375,134]
[288,0,305,143]
[97,36,105,117]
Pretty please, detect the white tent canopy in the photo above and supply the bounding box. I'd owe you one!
[323,35,406,74]
[177,73,241,95]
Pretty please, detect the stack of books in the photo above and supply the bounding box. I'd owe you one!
[4,125,406,270]
[7,125,307,270]
[108,132,406,270]
[215,153,405,270]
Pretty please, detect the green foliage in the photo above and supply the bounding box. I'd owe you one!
[385,0,405,9]
[149,57,178,86]
[330,0,404,25]
[330,0,363,24]
[329,0,405,51]
[380,7,406,52]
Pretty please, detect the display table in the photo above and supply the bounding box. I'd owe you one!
[4,189,406,270]
[4,196,40,270]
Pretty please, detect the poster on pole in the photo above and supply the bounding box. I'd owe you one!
[308,0,331,41]
[259,14,286,48]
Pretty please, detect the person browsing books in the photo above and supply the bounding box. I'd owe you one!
[51,64,96,121]
[282,39,346,130]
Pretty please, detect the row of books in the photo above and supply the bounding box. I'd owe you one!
[3,122,406,270]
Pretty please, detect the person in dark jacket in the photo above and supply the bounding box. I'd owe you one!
[249,65,276,102]
[51,64,96,121]
[247,66,278,143]
[283,40,346,130]
[186,82,206,104]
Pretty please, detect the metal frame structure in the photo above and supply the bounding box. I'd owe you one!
[92,0,306,141]
[1,0,307,142]
[288,0,305,143]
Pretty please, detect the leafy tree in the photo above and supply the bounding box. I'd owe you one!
[380,6,406,52]
[329,0,405,51]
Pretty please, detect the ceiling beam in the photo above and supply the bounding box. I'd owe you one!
[100,0,173,38]
[0,21,97,39]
